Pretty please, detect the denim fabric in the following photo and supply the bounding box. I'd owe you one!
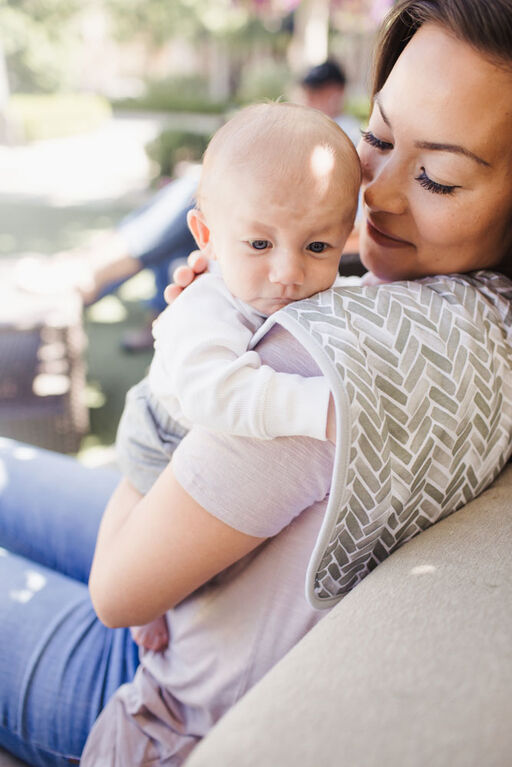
[119,175,197,312]
[116,378,188,495]
[0,439,139,766]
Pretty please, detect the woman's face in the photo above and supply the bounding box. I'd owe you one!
[358,24,512,281]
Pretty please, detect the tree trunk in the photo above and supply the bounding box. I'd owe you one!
[288,0,330,73]
[207,37,231,102]
[0,41,11,143]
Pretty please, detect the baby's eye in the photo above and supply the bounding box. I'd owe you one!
[249,240,271,250]
[360,129,393,151]
[307,241,328,254]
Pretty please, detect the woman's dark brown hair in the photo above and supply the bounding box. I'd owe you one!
[373,0,512,98]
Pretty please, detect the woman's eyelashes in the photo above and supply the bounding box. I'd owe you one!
[361,129,393,151]
[415,167,460,196]
[362,129,460,197]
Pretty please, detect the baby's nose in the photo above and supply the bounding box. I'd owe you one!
[269,252,304,285]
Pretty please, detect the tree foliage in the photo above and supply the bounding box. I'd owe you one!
[105,0,284,46]
[0,0,82,92]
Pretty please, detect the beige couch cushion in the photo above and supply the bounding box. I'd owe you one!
[186,464,512,767]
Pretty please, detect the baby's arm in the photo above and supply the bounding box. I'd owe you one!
[150,276,332,441]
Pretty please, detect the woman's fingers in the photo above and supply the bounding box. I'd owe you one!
[188,250,208,273]
[163,283,183,304]
[165,251,209,305]
[174,264,196,287]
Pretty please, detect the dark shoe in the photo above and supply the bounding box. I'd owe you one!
[120,325,154,353]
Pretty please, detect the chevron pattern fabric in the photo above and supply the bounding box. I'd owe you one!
[275,271,512,608]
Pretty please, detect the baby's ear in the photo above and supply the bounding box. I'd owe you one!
[187,209,214,257]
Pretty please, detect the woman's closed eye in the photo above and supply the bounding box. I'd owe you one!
[415,167,461,196]
[361,129,393,151]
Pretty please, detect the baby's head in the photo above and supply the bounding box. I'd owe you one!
[188,101,360,315]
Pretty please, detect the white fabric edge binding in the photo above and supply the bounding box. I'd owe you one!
[251,311,352,610]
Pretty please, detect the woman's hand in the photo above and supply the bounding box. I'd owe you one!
[164,250,209,305]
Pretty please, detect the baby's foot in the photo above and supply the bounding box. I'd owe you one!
[130,616,169,652]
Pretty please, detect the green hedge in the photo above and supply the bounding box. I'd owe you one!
[8,94,112,142]
[145,129,211,179]
[113,76,228,115]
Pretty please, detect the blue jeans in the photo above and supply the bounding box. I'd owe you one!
[118,174,198,313]
[0,439,139,766]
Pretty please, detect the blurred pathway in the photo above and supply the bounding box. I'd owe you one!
[0,113,160,206]
[0,114,167,256]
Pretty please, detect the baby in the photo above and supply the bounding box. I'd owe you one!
[115,101,361,650]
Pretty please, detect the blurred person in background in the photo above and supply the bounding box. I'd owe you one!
[299,58,362,147]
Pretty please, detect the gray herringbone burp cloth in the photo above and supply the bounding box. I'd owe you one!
[255,271,512,608]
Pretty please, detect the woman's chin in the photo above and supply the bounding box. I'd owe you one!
[359,241,413,283]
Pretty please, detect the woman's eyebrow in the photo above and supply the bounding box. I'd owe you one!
[414,139,491,168]
[375,95,491,168]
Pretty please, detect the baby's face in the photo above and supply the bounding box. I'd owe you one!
[206,164,356,315]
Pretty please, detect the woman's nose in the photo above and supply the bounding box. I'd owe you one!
[362,155,407,215]
[269,251,304,286]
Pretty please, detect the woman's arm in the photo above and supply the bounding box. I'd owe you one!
[89,469,264,628]
[91,326,334,628]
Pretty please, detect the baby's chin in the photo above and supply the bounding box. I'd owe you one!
[246,297,295,316]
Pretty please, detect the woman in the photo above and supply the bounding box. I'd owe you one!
[1,1,512,764]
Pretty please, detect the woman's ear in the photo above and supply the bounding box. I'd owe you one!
[187,209,213,257]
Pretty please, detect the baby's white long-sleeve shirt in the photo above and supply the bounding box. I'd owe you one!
[148,272,331,440]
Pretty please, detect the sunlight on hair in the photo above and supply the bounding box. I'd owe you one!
[410,564,437,576]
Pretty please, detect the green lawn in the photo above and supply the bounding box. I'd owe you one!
[82,276,154,457]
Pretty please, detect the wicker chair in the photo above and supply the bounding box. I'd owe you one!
[0,265,89,453]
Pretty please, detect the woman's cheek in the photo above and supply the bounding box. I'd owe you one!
[410,190,459,246]
[357,145,375,184]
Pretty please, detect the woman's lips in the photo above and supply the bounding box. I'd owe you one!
[366,219,412,249]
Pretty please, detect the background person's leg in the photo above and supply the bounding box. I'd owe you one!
[0,439,120,583]
[110,174,198,350]
[118,171,198,273]
[0,549,138,766]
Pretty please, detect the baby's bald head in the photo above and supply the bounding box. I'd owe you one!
[197,101,360,227]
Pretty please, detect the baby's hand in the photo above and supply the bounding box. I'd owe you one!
[130,615,169,652]
[164,250,208,305]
